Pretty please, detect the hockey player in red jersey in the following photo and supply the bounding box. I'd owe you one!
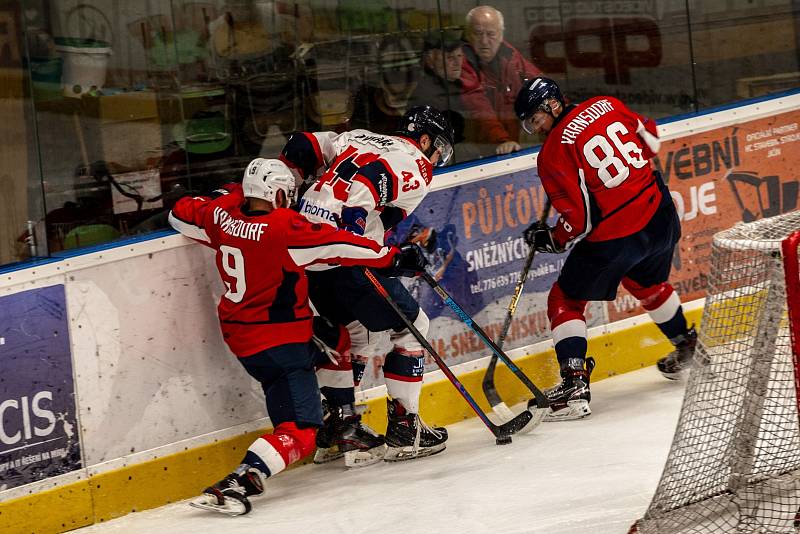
[513,78,697,421]
[280,106,454,463]
[168,158,428,514]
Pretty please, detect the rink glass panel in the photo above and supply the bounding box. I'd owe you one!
[0,0,798,265]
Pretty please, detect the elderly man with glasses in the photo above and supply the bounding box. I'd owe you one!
[461,5,544,155]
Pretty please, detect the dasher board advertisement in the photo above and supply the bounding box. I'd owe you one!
[0,285,82,490]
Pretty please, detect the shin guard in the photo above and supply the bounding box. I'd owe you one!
[548,282,589,364]
[244,422,316,478]
[382,350,424,414]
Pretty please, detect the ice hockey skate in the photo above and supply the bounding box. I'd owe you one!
[314,402,385,467]
[338,412,386,467]
[189,464,265,516]
[384,398,447,461]
[656,327,698,380]
[544,357,595,422]
[313,400,345,464]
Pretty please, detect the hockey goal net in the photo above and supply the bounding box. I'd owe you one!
[631,211,800,534]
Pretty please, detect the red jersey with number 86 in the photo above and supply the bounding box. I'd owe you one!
[537,96,662,247]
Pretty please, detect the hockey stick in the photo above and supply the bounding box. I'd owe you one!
[482,200,552,421]
[363,268,536,444]
[421,272,550,421]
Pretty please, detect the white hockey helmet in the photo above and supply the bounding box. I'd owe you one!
[242,158,297,206]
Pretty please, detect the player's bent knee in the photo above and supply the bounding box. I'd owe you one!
[346,321,390,358]
[391,310,429,353]
[411,309,429,337]
[622,279,673,308]
[547,282,587,325]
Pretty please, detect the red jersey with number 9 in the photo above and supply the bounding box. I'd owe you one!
[168,184,397,357]
[537,96,662,247]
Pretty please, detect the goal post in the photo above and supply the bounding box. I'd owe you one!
[783,229,800,434]
[631,211,800,534]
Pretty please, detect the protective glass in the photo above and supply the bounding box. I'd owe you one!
[521,103,551,135]
[433,135,453,167]
[522,115,535,135]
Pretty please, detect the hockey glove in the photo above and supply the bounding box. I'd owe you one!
[385,243,429,278]
[379,206,405,231]
[340,206,368,235]
[523,222,564,254]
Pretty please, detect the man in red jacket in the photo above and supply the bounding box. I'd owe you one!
[461,5,543,155]
[514,78,697,421]
[168,158,426,515]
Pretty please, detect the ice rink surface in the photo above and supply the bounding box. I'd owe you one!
[76,367,686,534]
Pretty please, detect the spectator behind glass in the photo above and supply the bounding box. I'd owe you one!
[461,5,543,155]
[408,31,480,162]
[350,36,419,135]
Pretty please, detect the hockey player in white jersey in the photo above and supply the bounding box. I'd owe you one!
[280,106,455,463]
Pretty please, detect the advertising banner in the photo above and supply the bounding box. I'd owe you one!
[0,285,82,490]
[357,168,605,386]
[608,108,800,321]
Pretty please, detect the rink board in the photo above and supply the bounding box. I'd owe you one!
[0,305,702,534]
[1,89,799,533]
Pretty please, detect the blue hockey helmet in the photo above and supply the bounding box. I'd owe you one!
[514,77,564,134]
[395,105,455,166]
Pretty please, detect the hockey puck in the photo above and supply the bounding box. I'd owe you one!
[495,435,512,445]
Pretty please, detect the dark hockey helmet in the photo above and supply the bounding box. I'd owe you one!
[395,105,455,167]
[514,77,564,134]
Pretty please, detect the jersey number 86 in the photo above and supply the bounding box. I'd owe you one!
[583,121,648,188]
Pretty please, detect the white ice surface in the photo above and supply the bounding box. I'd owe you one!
[76,367,686,534]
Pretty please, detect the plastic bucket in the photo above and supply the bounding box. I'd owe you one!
[54,37,112,97]
[30,57,63,101]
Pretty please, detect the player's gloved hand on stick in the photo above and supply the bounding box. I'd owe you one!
[523,222,564,254]
[384,243,429,277]
[339,206,368,235]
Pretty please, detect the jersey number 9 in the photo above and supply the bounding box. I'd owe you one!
[220,245,246,303]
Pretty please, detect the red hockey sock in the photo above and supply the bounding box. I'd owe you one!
[245,422,316,477]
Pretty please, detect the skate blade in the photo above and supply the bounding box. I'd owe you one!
[189,493,250,516]
[659,367,690,381]
[384,443,446,462]
[344,445,386,468]
[313,446,344,464]
[544,399,591,422]
[517,406,548,434]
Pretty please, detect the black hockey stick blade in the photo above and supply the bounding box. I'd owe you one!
[481,353,515,421]
[481,243,537,421]
[481,200,552,420]
[362,268,536,441]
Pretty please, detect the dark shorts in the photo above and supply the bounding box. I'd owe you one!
[308,266,419,332]
[558,183,681,302]
[239,342,327,428]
